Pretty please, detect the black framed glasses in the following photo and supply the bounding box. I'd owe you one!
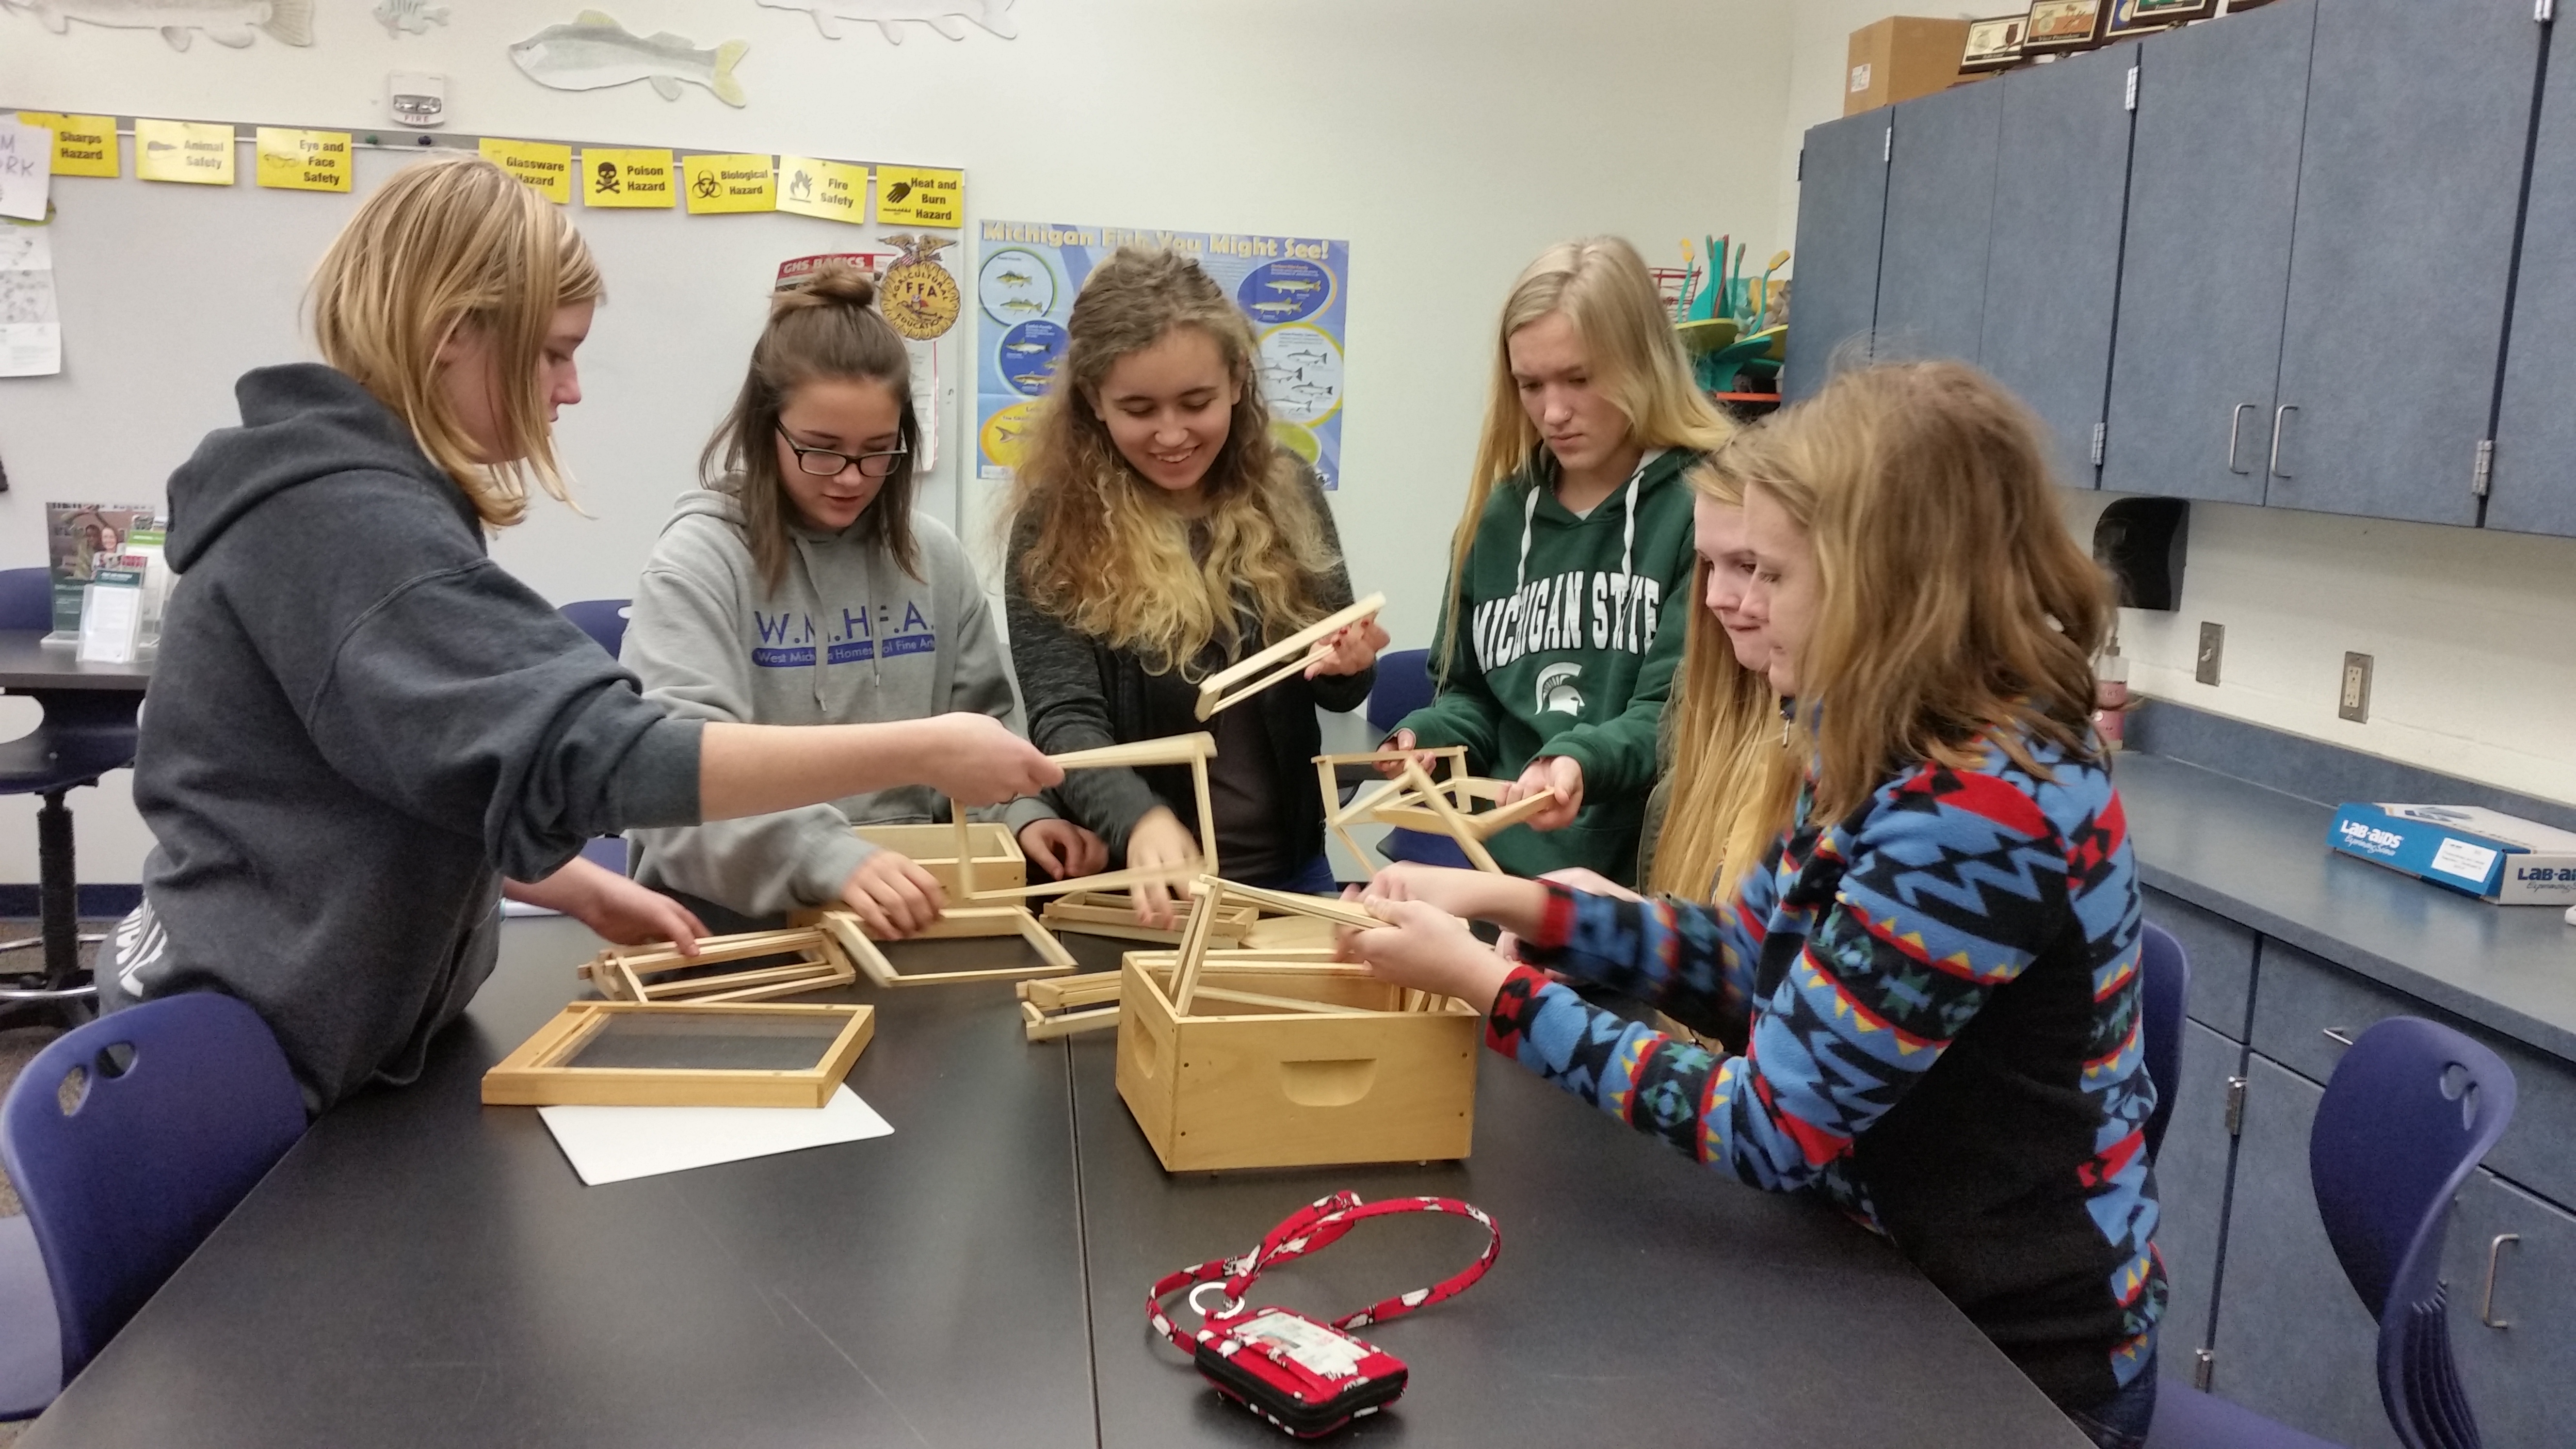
[777,428,908,478]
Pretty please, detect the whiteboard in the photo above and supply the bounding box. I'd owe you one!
[0,134,966,606]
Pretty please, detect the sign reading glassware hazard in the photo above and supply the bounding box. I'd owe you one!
[973,221,1349,489]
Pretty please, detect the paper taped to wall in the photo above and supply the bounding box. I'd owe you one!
[0,224,62,377]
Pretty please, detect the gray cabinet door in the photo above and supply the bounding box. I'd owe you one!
[2486,11,2576,538]
[2439,1168,2576,1449]
[2208,1055,2399,1449]
[2154,1020,2247,1363]
[1872,80,2002,369]
[2267,0,2542,524]
[1786,112,1892,403]
[2100,0,2316,504]
[1980,43,2137,488]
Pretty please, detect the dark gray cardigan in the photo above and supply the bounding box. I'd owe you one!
[1004,469,1373,867]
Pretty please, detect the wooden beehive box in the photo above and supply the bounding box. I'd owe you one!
[1113,952,1479,1173]
[853,820,1025,895]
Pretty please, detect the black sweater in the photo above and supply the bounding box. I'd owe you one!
[1003,471,1372,869]
[114,365,703,1110]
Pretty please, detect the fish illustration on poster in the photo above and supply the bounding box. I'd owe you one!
[374,0,450,37]
[757,0,1015,44]
[973,221,1349,489]
[509,12,749,106]
[10,0,313,49]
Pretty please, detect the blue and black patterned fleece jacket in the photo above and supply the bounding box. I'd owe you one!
[1492,729,2164,1413]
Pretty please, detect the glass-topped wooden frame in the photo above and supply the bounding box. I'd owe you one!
[481,1000,875,1108]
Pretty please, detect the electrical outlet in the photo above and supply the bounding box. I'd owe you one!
[2195,622,2224,686]
[2339,652,2372,723]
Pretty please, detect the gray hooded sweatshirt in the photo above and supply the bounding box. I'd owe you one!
[114,364,704,1111]
[622,486,1052,917]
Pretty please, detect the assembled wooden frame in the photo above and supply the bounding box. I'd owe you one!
[1192,593,1386,722]
[810,905,1078,988]
[482,1000,877,1109]
[580,926,857,1005]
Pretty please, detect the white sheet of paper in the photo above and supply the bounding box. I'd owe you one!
[0,120,48,224]
[0,224,60,377]
[76,580,140,663]
[537,1084,893,1185]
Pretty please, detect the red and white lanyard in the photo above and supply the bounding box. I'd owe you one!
[1148,1191,1501,1352]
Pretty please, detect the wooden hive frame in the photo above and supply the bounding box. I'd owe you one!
[953,732,1219,901]
[808,905,1078,989]
[1314,746,1466,878]
[1191,593,1387,721]
[482,1000,876,1109]
[579,926,856,1005]
[1039,889,1257,949]
[1015,945,1349,1041]
[853,819,1026,896]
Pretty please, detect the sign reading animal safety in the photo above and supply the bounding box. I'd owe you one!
[135,120,236,185]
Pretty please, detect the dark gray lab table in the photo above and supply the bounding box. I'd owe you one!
[23,918,2089,1448]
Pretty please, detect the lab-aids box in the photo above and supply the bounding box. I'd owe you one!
[2328,804,2576,905]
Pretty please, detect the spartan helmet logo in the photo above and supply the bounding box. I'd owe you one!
[1535,662,1585,716]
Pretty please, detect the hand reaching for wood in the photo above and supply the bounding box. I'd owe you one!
[1372,727,1454,781]
[1498,755,1584,831]
[1334,881,1514,1015]
[1124,807,1201,930]
[1304,617,1390,679]
[1018,817,1109,883]
[504,856,707,953]
[840,849,946,940]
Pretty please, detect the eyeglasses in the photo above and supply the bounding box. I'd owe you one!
[776,428,908,478]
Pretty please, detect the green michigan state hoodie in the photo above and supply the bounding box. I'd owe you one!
[1396,447,1699,884]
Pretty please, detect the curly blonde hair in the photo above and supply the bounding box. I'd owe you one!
[1007,246,1338,675]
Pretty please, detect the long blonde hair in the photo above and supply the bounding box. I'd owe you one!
[1439,237,1732,673]
[1760,361,2113,821]
[1648,451,1798,904]
[704,261,921,593]
[308,156,603,529]
[1009,246,1338,675]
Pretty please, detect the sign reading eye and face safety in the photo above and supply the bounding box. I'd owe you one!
[581,148,675,208]
[255,128,351,193]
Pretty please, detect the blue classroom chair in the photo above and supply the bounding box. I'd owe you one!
[0,992,307,1397]
[0,566,141,1007]
[2139,922,2189,1161]
[559,598,632,660]
[2149,1016,2517,1449]
[1365,648,1473,870]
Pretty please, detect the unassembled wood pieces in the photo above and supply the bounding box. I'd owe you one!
[482,1000,876,1109]
[1192,593,1387,721]
[1167,877,1384,1017]
[1040,890,1257,948]
[579,927,856,1005]
[1013,947,1352,1041]
[812,905,1077,988]
[1313,747,1468,879]
[1316,749,1560,876]
[955,731,1220,901]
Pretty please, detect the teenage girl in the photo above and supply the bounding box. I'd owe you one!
[1384,237,1732,886]
[112,158,1054,1111]
[1344,361,2163,1447]
[621,263,1103,938]
[1005,246,1386,927]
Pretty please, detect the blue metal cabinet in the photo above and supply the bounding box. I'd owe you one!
[1872,80,2002,369]
[1785,111,1892,402]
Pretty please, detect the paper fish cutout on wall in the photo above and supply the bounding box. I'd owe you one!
[757,0,1016,44]
[373,0,448,36]
[4,0,314,49]
[509,11,748,106]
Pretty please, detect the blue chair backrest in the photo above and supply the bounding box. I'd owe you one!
[2310,1016,2516,1449]
[2138,922,2189,1160]
[561,598,632,660]
[1367,648,1435,737]
[0,993,307,1378]
[0,568,54,632]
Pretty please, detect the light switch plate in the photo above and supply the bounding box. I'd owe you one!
[2195,622,2224,686]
